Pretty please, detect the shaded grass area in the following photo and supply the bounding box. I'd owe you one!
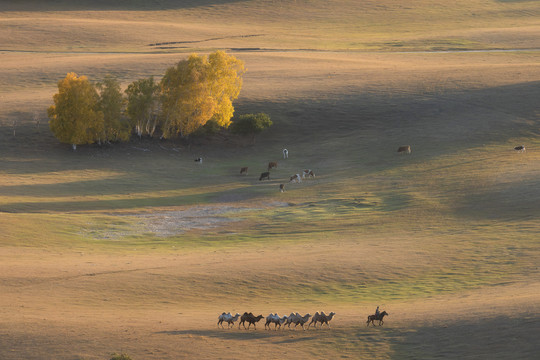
[1,127,539,305]
[389,315,540,360]
[152,314,540,359]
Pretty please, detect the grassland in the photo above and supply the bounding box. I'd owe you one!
[1,1,539,359]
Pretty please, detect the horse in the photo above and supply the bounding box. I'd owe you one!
[366,311,388,326]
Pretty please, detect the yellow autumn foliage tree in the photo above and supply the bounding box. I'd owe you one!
[160,51,245,138]
[48,72,104,150]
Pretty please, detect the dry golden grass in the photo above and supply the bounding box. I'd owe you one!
[0,1,539,359]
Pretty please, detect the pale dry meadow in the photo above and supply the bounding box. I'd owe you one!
[1,1,539,359]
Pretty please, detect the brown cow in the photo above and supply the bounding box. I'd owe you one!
[268,161,278,171]
[240,167,248,175]
[397,145,411,154]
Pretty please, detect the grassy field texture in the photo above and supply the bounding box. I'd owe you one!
[1,1,539,359]
[1,0,540,53]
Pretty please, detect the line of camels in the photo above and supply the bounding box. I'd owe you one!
[218,310,388,330]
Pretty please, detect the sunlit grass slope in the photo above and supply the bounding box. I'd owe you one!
[1,0,539,52]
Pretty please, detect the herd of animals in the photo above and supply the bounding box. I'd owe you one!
[217,310,389,330]
[196,144,527,192]
[209,144,526,331]
[244,148,316,192]
[217,311,337,330]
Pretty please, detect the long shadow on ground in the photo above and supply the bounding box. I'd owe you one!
[388,315,540,359]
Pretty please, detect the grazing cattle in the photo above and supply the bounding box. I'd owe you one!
[239,312,264,330]
[268,161,278,171]
[514,145,526,153]
[397,145,411,154]
[194,157,203,163]
[240,167,248,175]
[302,169,315,179]
[283,148,289,159]
[279,184,285,192]
[259,172,270,181]
[289,174,302,183]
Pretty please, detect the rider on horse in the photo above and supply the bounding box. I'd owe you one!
[375,306,380,319]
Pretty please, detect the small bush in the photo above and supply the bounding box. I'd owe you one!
[110,353,132,360]
[192,119,222,137]
[229,113,272,143]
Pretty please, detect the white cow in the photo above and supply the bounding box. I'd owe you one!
[302,169,315,179]
[289,174,302,183]
[283,148,289,159]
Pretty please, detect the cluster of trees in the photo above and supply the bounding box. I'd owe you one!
[47,51,272,150]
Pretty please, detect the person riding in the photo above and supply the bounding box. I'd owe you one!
[375,306,380,318]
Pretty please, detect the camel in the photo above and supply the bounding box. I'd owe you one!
[224,313,241,328]
[218,312,240,328]
[291,313,312,330]
[265,313,287,330]
[218,312,231,328]
[308,311,336,329]
[366,311,388,327]
[239,312,264,330]
[284,312,301,329]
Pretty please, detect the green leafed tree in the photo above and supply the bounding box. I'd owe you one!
[48,72,104,150]
[160,51,245,138]
[229,112,272,144]
[125,76,160,138]
[96,76,131,143]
